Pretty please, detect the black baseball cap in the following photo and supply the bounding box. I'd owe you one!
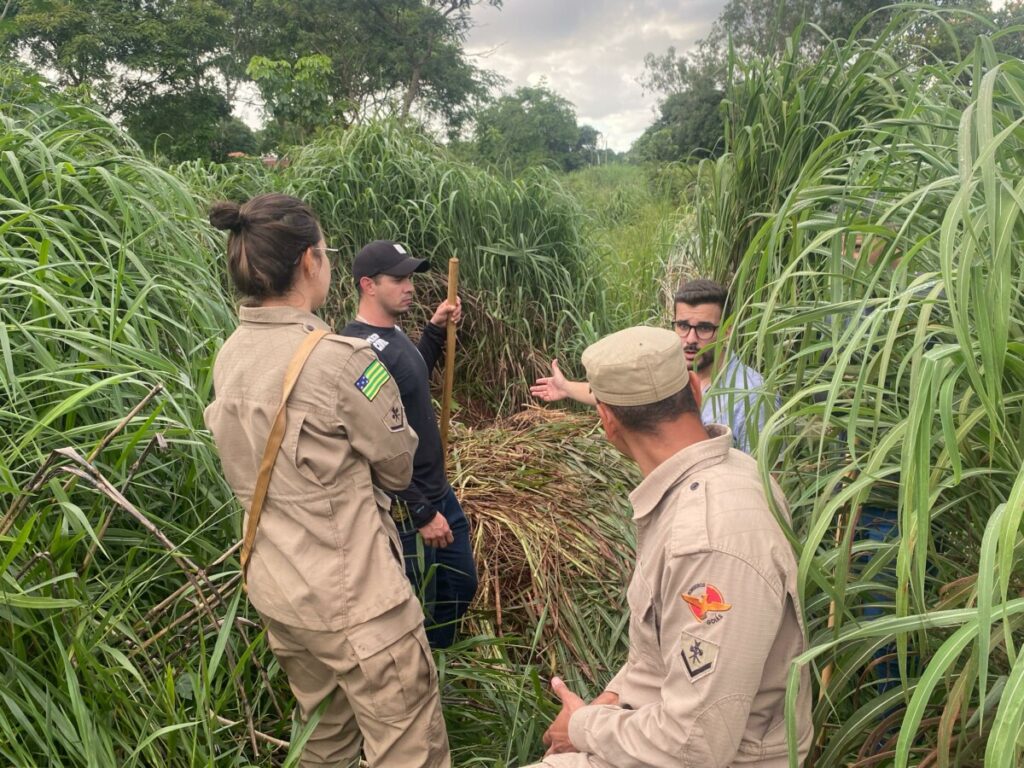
[352,240,429,282]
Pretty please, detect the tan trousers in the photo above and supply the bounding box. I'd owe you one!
[521,754,612,768]
[524,750,802,767]
[265,613,450,767]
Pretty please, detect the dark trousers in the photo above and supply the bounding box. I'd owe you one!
[858,505,899,692]
[398,487,478,649]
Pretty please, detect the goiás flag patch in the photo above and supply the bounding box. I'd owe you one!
[355,359,390,400]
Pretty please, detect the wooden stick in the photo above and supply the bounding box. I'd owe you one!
[439,257,459,465]
[211,713,290,750]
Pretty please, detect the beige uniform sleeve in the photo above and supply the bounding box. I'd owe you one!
[335,344,418,490]
[603,664,630,696]
[568,549,787,768]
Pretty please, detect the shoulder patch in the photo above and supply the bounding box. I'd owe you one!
[365,332,390,352]
[383,400,405,432]
[355,359,391,400]
[680,630,718,682]
[681,582,731,625]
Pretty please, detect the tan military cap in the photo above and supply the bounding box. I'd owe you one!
[581,326,687,406]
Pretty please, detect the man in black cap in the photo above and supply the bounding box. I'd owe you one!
[342,240,478,649]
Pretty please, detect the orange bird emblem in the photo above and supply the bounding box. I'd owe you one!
[681,584,732,622]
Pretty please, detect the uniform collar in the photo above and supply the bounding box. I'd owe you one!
[238,305,331,332]
[628,424,733,520]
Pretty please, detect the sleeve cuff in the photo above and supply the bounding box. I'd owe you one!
[568,706,594,753]
[411,504,436,528]
[423,322,445,341]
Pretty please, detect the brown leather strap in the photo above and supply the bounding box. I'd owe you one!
[241,328,329,582]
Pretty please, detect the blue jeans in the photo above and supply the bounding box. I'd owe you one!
[398,487,478,648]
[858,505,899,692]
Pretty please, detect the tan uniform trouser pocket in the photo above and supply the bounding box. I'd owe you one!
[357,628,437,722]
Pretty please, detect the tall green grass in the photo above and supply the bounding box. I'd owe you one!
[178,122,634,416]
[683,11,1024,765]
[0,66,647,765]
[0,64,285,766]
[563,164,682,332]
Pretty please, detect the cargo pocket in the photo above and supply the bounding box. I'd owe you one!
[356,629,437,722]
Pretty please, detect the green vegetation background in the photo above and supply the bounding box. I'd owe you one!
[3,5,1024,768]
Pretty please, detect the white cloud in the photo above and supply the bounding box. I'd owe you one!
[466,0,727,152]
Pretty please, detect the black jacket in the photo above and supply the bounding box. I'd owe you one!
[341,319,449,527]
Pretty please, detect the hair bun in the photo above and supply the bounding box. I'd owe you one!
[209,201,244,233]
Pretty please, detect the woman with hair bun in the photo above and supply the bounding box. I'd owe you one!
[204,193,450,767]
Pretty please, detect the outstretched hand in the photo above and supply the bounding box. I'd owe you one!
[429,296,462,328]
[542,676,585,756]
[531,358,570,402]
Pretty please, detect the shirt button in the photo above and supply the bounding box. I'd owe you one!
[304,323,315,332]
[690,482,699,491]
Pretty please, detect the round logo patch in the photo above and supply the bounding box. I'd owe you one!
[681,582,732,625]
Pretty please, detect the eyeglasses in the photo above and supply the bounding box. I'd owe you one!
[672,320,719,340]
[322,247,340,256]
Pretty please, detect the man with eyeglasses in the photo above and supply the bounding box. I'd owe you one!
[531,279,770,453]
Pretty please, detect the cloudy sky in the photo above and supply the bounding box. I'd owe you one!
[465,0,729,153]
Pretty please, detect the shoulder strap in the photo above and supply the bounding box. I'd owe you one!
[241,328,329,582]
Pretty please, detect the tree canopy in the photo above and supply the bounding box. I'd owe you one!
[631,0,1014,162]
[1,0,238,160]
[226,0,503,137]
[0,0,502,160]
[473,84,600,173]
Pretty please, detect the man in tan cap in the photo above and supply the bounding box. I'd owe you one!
[524,326,812,768]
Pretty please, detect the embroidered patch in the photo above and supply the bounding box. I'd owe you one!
[384,402,405,432]
[681,583,732,625]
[392,499,409,523]
[355,359,390,400]
[680,631,719,681]
[366,332,389,352]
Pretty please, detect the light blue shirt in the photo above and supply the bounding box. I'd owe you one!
[701,355,770,454]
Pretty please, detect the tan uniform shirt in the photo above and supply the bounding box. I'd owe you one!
[204,306,423,647]
[568,426,813,768]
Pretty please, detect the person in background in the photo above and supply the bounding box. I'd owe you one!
[205,197,449,767]
[343,240,478,649]
[531,279,771,453]
[523,326,813,768]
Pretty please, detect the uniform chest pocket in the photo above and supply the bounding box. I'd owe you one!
[626,572,661,662]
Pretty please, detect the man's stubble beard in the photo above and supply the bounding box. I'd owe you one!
[684,345,716,373]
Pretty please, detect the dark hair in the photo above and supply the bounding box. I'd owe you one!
[209,193,322,300]
[354,274,383,297]
[602,386,699,434]
[674,278,729,317]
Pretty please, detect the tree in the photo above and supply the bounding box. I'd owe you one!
[1,0,503,158]
[246,54,340,145]
[0,0,243,161]
[633,45,726,161]
[473,85,599,173]
[632,87,725,162]
[993,1,1024,59]
[632,1,1005,162]
[703,0,892,57]
[227,0,502,138]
